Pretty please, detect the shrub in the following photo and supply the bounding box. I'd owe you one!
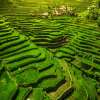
[87,7,99,20]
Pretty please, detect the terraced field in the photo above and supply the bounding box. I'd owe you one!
[0,15,100,100]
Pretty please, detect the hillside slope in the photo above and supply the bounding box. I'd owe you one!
[0,15,100,100]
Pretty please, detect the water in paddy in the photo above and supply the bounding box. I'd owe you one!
[0,15,100,100]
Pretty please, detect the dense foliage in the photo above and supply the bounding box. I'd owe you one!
[0,0,100,100]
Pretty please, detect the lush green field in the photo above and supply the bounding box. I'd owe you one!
[0,15,100,100]
[0,0,100,100]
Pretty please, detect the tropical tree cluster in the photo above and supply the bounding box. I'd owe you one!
[86,0,100,26]
[0,0,13,7]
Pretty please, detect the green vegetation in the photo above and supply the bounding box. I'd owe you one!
[97,16,100,26]
[0,0,100,100]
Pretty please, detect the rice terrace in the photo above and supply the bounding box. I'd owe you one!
[0,0,100,100]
